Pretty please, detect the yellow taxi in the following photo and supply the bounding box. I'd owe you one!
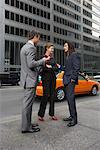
[36,71,100,101]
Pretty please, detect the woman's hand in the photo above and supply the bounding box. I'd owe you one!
[56,64,61,68]
[46,64,52,68]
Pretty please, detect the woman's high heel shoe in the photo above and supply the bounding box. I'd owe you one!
[50,116,58,121]
[38,116,45,121]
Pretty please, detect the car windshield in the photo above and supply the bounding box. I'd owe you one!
[78,75,86,80]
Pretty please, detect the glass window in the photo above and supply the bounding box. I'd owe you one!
[48,25,50,31]
[83,9,92,18]
[20,15,23,23]
[29,5,32,13]
[10,26,14,34]
[11,12,14,20]
[37,21,39,27]
[44,0,47,6]
[48,1,50,8]
[83,27,92,35]
[44,23,46,29]
[40,22,43,28]
[48,36,50,41]
[41,10,43,17]
[37,0,40,3]
[25,30,28,37]
[48,13,50,19]
[20,29,23,36]
[5,25,9,33]
[5,40,10,60]
[83,0,92,10]
[10,41,14,65]
[25,17,28,24]
[15,42,20,65]
[20,2,24,10]
[44,11,46,18]
[25,4,28,11]
[29,18,32,25]
[15,28,19,35]
[33,7,36,14]
[15,14,19,22]
[37,8,39,15]
[33,19,36,26]
[5,10,9,19]
[11,0,14,6]
[5,0,9,4]
[16,0,19,8]
[40,0,43,5]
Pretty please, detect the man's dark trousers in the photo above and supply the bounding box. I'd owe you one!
[65,82,77,122]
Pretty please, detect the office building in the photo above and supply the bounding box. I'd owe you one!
[0,0,100,73]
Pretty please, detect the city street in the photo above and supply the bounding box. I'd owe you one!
[0,85,67,120]
[0,86,100,120]
[0,86,100,150]
[1,0,100,149]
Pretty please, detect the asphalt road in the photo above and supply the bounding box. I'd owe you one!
[0,85,100,120]
[0,86,100,150]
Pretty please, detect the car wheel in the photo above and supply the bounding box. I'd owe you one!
[56,87,65,102]
[91,86,98,96]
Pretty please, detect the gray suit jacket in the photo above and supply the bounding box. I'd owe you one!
[63,52,81,85]
[20,42,45,88]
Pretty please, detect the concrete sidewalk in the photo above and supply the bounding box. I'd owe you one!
[0,98,100,150]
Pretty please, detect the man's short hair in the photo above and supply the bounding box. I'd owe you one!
[28,30,40,40]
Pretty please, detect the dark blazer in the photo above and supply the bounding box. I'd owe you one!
[63,52,81,85]
[41,56,58,82]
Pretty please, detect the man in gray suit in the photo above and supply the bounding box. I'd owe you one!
[20,30,50,133]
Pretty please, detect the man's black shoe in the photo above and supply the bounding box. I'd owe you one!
[67,120,77,127]
[31,123,39,128]
[22,127,40,133]
[63,116,72,122]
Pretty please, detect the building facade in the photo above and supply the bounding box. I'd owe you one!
[0,0,100,73]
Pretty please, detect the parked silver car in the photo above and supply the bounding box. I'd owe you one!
[93,75,100,83]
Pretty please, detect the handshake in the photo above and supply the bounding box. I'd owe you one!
[45,63,61,69]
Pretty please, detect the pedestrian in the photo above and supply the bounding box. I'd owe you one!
[20,30,50,133]
[63,42,81,127]
[38,42,61,121]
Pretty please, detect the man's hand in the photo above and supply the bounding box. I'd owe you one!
[71,79,75,83]
[43,56,50,62]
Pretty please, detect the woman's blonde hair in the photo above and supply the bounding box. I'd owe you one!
[44,42,54,54]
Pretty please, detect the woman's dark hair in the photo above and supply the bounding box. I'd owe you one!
[28,30,40,40]
[64,41,75,55]
[44,42,54,54]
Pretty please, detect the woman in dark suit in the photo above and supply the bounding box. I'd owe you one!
[63,42,80,127]
[38,42,61,121]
